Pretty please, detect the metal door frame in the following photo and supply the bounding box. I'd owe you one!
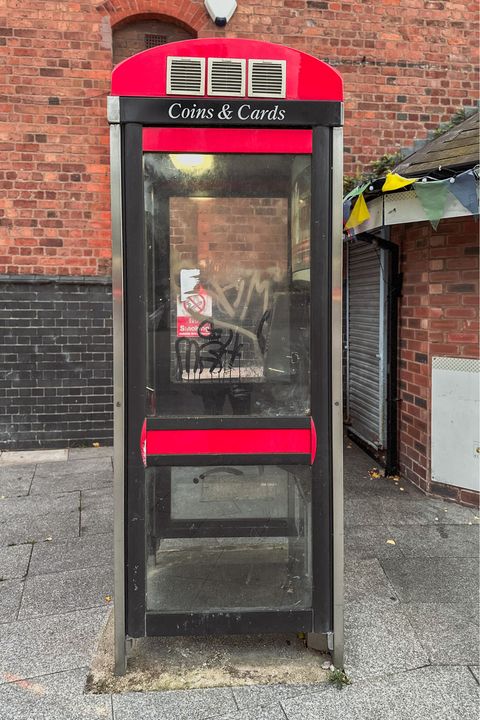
[109,96,344,672]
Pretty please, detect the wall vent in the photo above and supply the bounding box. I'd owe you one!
[207,58,246,97]
[248,59,286,98]
[166,56,205,96]
[145,33,167,49]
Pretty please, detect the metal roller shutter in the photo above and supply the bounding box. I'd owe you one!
[346,241,387,449]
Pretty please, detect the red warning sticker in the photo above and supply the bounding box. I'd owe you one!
[176,291,212,338]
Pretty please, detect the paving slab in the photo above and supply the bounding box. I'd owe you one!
[0,544,31,580]
[343,441,375,473]
[0,580,23,624]
[212,704,287,720]
[344,525,404,560]
[0,608,109,683]
[112,687,237,720]
[402,602,480,665]
[18,566,114,620]
[380,557,479,603]
[34,457,113,477]
[0,464,35,498]
[344,498,384,527]
[0,450,68,466]
[233,683,325,710]
[281,665,480,720]
[31,458,113,495]
[0,493,80,547]
[68,446,113,460]
[376,496,476,526]
[386,524,480,557]
[80,488,113,536]
[29,534,113,576]
[345,558,398,603]
[344,599,429,681]
[0,667,112,720]
[345,471,425,501]
[0,608,108,683]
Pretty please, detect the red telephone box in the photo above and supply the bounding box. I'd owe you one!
[109,38,344,674]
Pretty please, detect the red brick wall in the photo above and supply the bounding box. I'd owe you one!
[1,0,478,277]
[170,196,288,291]
[113,19,193,65]
[394,216,479,504]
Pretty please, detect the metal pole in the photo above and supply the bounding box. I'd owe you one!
[109,97,127,675]
[331,126,344,669]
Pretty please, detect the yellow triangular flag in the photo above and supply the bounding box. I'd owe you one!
[344,193,370,229]
[382,172,418,192]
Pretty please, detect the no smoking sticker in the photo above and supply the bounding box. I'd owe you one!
[176,290,212,338]
[183,294,207,315]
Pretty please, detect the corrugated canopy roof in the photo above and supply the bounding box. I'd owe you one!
[394,110,479,177]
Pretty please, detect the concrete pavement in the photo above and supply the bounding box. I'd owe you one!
[0,441,478,719]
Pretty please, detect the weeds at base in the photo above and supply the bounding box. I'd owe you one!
[328,668,351,690]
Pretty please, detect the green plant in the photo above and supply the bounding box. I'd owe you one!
[432,108,468,139]
[343,151,403,196]
[343,174,362,195]
[328,667,351,689]
[369,151,404,177]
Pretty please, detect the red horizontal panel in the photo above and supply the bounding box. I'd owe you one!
[142,128,312,154]
[146,427,312,458]
[310,417,317,465]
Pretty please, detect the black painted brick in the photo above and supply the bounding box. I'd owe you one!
[414,396,427,409]
[446,283,476,293]
[415,352,428,364]
[430,480,459,500]
[0,280,113,449]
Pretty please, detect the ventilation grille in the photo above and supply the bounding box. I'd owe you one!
[432,356,480,373]
[208,58,246,96]
[248,59,286,98]
[145,33,167,49]
[166,56,205,96]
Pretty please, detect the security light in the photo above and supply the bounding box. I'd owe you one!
[204,0,237,27]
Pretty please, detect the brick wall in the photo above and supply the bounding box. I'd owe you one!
[1,0,478,278]
[394,215,479,505]
[113,19,193,65]
[170,196,288,278]
[0,278,113,449]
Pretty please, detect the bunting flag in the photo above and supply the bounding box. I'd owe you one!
[344,181,370,203]
[344,192,370,229]
[343,168,478,235]
[447,171,480,216]
[413,179,450,230]
[382,172,418,192]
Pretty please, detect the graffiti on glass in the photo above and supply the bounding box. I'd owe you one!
[175,320,244,380]
[174,268,282,381]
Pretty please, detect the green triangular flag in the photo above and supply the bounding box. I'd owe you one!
[414,179,450,230]
[344,181,370,203]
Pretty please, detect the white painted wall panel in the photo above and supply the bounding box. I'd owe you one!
[431,356,480,492]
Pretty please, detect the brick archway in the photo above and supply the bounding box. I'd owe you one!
[96,0,208,35]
